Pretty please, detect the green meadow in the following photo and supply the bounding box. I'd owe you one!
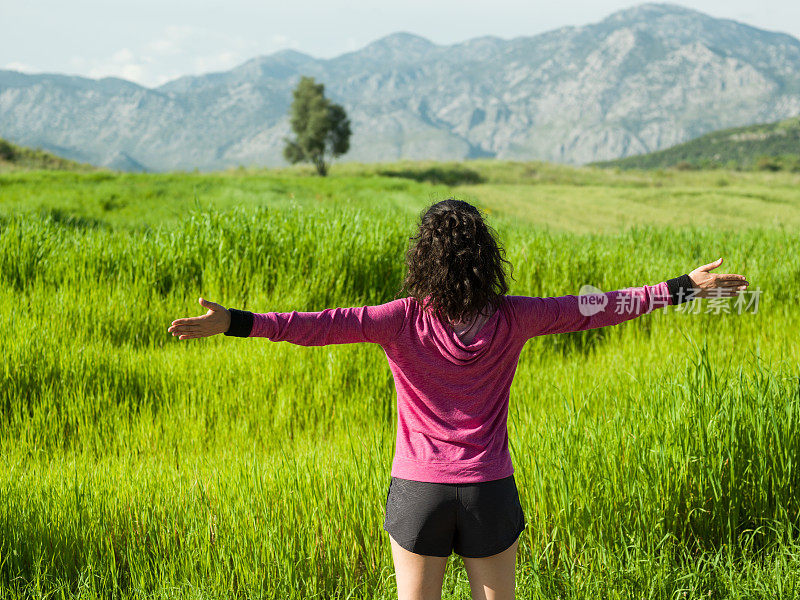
[1,160,799,598]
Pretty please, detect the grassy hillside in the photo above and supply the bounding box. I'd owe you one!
[0,136,95,172]
[592,116,800,171]
[3,160,800,233]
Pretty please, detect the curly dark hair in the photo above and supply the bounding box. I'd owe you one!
[398,198,514,324]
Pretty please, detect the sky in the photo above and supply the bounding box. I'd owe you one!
[4,1,800,88]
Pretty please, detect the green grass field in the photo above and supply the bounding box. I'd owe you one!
[2,160,800,598]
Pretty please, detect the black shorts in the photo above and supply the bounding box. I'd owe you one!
[382,474,526,558]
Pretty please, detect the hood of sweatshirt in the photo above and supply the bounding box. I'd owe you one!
[410,296,506,365]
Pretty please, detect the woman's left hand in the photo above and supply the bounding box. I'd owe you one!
[688,258,749,298]
[168,297,231,340]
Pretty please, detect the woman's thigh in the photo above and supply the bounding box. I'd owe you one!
[389,535,449,600]
[461,537,519,600]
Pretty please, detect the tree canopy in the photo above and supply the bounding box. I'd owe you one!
[283,76,351,176]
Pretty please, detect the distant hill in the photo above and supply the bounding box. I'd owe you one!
[591,117,800,170]
[2,3,800,171]
[0,137,95,171]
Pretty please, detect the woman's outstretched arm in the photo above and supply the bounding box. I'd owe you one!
[506,258,748,341]
[169,297,408,347]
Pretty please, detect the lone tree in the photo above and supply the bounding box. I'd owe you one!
[283,76,351,176]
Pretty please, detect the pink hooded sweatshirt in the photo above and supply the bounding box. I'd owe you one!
[239,278,687,483]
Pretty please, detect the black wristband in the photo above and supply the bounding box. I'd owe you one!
[666,274,697,305]
[224,308,254,337]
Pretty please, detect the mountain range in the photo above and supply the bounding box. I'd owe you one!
[1,3,800,171]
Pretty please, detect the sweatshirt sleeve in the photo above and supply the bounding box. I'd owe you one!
[506,275,696,342]
[225,297,408,347]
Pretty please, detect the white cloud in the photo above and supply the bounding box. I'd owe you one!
[276,36,300,49]
[119,64,146,82]
[107,25,271,85]
[111,48,135,63]
[85,46,146,83]
[193,51,242,74]
[4,61,39,72]
[69,27,255,86]
[152,72,183,86]
[271,34,291,46]
[87,63,145,82]
[8,23,305,86]
[144,25,198,56]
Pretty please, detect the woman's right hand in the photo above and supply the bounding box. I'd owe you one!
[688,258,749,299]
[168,297,231,340]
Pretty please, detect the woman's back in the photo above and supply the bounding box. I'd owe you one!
[383,295,522,483]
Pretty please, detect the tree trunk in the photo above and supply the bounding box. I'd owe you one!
[314,156,328,176]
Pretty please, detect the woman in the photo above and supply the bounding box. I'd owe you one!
[168,199,748,600]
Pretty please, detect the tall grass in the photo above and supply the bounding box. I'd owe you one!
[1,184,799,598]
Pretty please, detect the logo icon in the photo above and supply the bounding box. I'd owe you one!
[578,284,607,316]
